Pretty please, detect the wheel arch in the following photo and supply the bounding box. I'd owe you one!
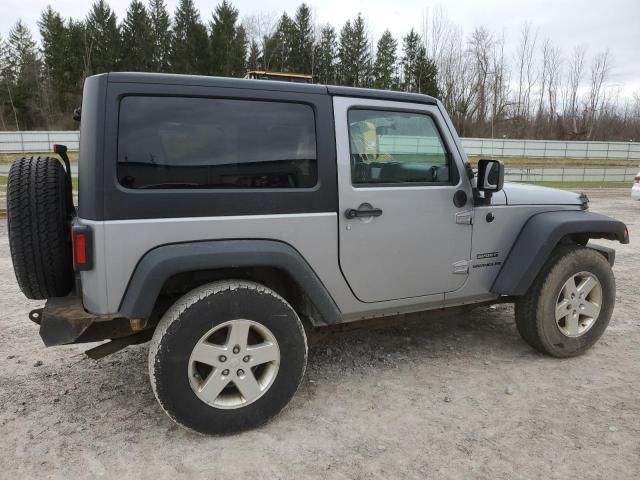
[118,239,342,326]
[491,210,628,296]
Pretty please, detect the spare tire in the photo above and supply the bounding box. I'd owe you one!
[7,156,74,299]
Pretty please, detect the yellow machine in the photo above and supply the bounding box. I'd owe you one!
[243,70,313,83]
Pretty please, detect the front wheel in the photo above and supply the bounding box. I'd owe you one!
[148,280,308,434]
[515,245,615,358]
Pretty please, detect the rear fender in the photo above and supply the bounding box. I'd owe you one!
[118,239,342,325]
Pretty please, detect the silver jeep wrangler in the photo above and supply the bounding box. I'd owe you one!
[7,73,629,434]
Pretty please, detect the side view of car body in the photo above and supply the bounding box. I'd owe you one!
[631,171,640,200]
[6,73,629,434]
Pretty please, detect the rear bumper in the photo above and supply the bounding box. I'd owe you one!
[38,294,136,346]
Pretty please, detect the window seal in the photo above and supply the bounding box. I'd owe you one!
[115,95,320,191]
[346,106,460,188]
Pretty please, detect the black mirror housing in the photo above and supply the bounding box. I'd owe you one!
[477,159,504,192]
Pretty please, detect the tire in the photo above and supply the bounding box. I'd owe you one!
[148,280,308,434]
[515,245,615,358]
[7,156,73,299]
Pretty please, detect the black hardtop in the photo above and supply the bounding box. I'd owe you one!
[104,72,438,106]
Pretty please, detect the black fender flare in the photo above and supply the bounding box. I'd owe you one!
[491,210,628,296]
[118,240,342,324]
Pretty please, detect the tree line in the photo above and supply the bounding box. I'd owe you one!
[0,0,638,141]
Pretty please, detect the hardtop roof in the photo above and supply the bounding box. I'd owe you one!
[104,72,438,106]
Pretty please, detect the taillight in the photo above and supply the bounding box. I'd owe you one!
[634,175,640,184]
[71,224,93,271]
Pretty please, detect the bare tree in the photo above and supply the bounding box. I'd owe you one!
[242,11,278,70]
[467,27,492,124]
[545,42,562,136]
[563,45,586,138]
[436,24,476,134]
[489,32,510,135]
[585,49,612,139]
[514,22,538,123]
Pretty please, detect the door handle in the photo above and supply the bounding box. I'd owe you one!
[345,204,383,219]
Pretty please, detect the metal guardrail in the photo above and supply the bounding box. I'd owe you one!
[462,138,640,160]
[505,166,638,182]
[0,131,80,153]
[1,131,639,162]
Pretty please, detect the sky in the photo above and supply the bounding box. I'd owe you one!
[1,0,639,97]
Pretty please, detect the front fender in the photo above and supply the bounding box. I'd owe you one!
[491,210,628,296]
[118,239,341,324]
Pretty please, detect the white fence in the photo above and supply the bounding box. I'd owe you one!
[462,138,640,161]
[1,131,639,161]
[505,166,637,182]
[0,131,80,153]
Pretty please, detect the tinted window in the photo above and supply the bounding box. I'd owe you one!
[348,109,450,185]
[117,96,317,189]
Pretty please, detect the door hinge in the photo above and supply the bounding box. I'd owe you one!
[452,260,470,274]
[455,212,473,225]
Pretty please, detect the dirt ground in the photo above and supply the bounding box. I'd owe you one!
[1,189,639,479]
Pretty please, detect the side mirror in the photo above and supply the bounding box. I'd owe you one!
[477,159,504,192]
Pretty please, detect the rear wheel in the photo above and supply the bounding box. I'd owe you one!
[148,280,307,434]
[515,246,615,357]
[7,156,73,299]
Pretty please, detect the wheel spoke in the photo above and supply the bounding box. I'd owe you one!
[226,321,250,349]
[191,342,227,367]
[577,276,598,297]
[563,277,579,299]
[555,299,571,321]
[565,312,580,336]
[246,342,279,366]
[198,371,231,404]
[188,319,281,409]
[581,301,601,319]
[234,371,262,402]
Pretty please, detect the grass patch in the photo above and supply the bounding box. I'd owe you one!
[0,151,79,163]
[467,155,636,168]
[519,181,629,189]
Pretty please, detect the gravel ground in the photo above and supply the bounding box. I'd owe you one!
[1,189,639,479]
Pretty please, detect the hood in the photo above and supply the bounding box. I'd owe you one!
[502,182,584,206]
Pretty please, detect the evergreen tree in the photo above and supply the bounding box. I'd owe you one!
[291,3,313,74]
[171,0,210,74]
[415,50,438,96]
[401,29,438,96]
[148,0,172,71]
[247,39,261,70]
[232,24,248,74]
[265,13,296,72]
[0,35,7,129]
[338,14,371,87]
[209,0,246,77]
[121,0,153,71]
[65,20,88,90]
[2,21,42,129]
[38,7,68,111]
[373,29,398,90]
[337,20,353,85]
[313,25,337,84]
[85,0,120,73]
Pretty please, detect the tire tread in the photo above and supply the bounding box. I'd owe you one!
[7,156,73,299]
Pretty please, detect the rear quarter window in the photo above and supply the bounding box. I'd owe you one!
[117,96,317,189]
